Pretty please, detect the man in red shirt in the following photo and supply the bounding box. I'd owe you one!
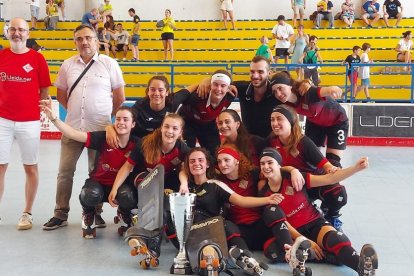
[0,17,51,230]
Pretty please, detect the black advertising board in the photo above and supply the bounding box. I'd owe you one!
[352,105,414,137]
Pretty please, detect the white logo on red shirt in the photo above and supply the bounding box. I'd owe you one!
[23,64,34,73]
[0,72,31,82]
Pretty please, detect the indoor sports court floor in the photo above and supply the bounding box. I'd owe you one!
[0,140,412,276]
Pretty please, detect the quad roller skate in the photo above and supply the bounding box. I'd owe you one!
[229,246,269,276]
[125,227,162,270]
[197,244,224,276]
[358,244,378,276]
[81,211,96,239]
[285,236,312,276]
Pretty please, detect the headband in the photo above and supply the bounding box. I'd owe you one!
[217,147,240,161]
[260,147,282,165]
[211,73,231,86]
[272,106,295,126]
[270,76,291,87]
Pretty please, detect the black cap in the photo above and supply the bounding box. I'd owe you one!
[277,15,285,21]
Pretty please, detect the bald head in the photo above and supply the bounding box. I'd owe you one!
[8,17,30,53]
[10,18,29,30]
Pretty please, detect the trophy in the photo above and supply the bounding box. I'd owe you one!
[169,192,196,275]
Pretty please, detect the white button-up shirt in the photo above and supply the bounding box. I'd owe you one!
[55,52,125,132]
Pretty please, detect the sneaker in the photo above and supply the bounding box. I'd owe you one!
[358,244,378,276]
[43,217,68,230]
[82,212,96,239]
[131,58,138,62]
[95,214,106,228]
[122,58,127,61]
[313,25,319,29]
[114,209,132,237]
[17,212,33,230]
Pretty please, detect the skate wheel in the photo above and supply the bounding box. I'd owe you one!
[200,259,207,269]
[259,262,269,270]
[130,249,138,256]
[128,238,140,248]
[140,259,149,269]
[305,267,312,276]
[138,246,147,254]
[212,258,220,268]
[150,258,159,267]
[293,267,301,276]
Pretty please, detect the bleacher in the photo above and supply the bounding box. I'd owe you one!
[1,17,413,102]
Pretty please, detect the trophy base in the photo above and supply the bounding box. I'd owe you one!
[170,263,193,275]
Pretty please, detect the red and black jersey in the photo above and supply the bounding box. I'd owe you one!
[286,86,348,127]
[260,171,321,229]
[218,169,262,225]
[268,135,328,173]
[127,139,190,175]
[86,131,139,186]
[179,92,234,124]
[189,179,234,223]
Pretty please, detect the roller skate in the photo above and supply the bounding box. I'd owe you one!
[358,244,378,276]
[81,211,96,239]
[114,209,132,237]
[125,227,162,270]
[197,243,224,276]
[229,246,269,276]
[285,236,312,276]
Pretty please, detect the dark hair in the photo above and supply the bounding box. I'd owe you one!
[277,15,285,21]
[184,147,216,183]
[116,23,122,27]
[73,24,97,35]
[251,56,271,71]
[352,45,361,52]
[116,106,137,122]
[144,75,173,106]
[128,8,135,13]
[97,27,104,34]
[403,31,411,38]
[362,43,371,51]
[309,35,318,42]
[165,9,172,14]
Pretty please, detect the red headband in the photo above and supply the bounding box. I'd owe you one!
[217,147,240,161]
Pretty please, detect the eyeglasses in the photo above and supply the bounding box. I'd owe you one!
[75,36,96,42]
[8,27,29,34]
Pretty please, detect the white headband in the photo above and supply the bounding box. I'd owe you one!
[211,73,231,86]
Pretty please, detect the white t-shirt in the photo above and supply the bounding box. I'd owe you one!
[398,39,413,51]
[360,52,370,80]
[30,0,40,7]
[271,23,294,48]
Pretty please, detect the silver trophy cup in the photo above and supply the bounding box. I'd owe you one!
[169,193,196,275]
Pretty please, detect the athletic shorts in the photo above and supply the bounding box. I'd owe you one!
[387,12,399,19]
[161,32,174,40]
[361,78,370,86]
[364,13,379,19]
[348,71,358,84]
[0,117,40,165]
[30,5,40,19]
[115,44,126,51]
[305,119,349,150]
[276,48,289,57]
[293,5,305,15]
[131,34,140,46]
[220,0,233,11]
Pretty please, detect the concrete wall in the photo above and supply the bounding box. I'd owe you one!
[2,0,413,22]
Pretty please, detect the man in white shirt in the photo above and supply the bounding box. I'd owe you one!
[43,25,125,230]
[271,15,294,64]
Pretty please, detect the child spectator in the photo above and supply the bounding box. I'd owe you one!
[291,0,306,28]
[342,46,361,98]
[358,43,373,102]
[271,15,294,64]
[341,0,355,28]
[112,23,130,61]
[128,8,140,62]
[315,0,334,29]
[396,31,413,72]
[97,27,112,57]
[383,0,403,27]
[361,0,380,28]
[255,36,274,63]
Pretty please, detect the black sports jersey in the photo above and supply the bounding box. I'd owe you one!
[188,180,234,223]
[131,89,190,138]
[233,80,281,138]
[344,54,361,76]
[384,0,401,15]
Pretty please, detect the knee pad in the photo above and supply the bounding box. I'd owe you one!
[262,205,286,227]
[320,184,347,215]
[326,152,342,168]
[323,230,351,256]
[116,184,138,210]
[79,179,104,207]
[224,220,241,240]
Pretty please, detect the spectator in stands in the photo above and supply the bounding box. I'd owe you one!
[43,24,125,231]
[81,8,102,30]
[111,23,130,61]
[29,0,40,30]
[290,24,309,80]
[159,9,176,60]
[342,46,361,97]
[99,0,113,24]
[0,17,51,230]
[314,0,334,29]
[3,21,9,39]
[383,0,403,28]
[300,35,323,85]
[128,8,140,62]
[271,15,294,64]
[340,0,355,28]
[361,0,380,28]
[255,36,274,63]
[97,27,112,56]
[396,31,413,72]
[55,0,65,21]
[291,0,306,28]
[26,38,44,51]
[358,43,373,101]
[104,15,115,33]
[44,0,59,30]
[220,0,235,30]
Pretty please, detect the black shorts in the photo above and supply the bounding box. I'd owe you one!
[99,44,107,51]
[297,217,331,242]
[115,44,126,51]
[275,48,289,57]
[305,120,349,150]
[161,32,174,40]
[388,12,398,19]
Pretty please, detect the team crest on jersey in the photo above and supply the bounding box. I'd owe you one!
[124,151,131,158]
[23,64,34,73]
[285,186,294,195]
[238,179,248,189]
[170,157,182,166]
[196,189,206,197]
[302,103,309,110]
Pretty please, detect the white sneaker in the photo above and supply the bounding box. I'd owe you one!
[122,58,127,61]
[17,212,33,230]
